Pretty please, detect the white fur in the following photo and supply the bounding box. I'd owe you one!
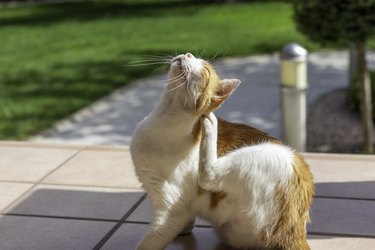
[130,54,295,250]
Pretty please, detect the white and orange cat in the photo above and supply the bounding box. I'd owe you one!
[130,53,314,250]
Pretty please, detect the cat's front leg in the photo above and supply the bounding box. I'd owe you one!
[199,112,219,190]
[137,209,193,250]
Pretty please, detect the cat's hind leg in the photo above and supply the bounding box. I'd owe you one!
[198,112,220,191]
[199,112,233,192]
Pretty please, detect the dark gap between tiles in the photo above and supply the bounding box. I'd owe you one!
[308,231,375,239]
[123,221,150,225]
[37,182,143,190]
[123,220,213,229]
[0,180,35,184]
[93,193,147,250]
[2,213,120,223]
[314,195,375,202]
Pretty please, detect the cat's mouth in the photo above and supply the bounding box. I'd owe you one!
[172,57,182,68]
[171,53,194,73]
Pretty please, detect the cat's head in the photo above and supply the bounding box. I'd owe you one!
[168,53,240,115]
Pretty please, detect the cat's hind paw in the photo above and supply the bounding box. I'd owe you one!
[198,177,220,191]
[201,112,218,138]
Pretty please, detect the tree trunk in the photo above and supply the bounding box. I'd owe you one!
[349,43,359,86]
[356,41,374,153]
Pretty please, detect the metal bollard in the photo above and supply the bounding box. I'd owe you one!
[280,43,308,152]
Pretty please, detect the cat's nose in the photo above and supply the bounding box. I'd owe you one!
[186,53,194,58]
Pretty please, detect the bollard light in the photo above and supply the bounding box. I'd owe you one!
[280,43,308,152]
[280,43,308,89]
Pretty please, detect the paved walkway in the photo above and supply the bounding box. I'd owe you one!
[32,51,375,146]
[1,141,375,249]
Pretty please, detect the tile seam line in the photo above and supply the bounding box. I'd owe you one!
[1,213,119,223]
[38,182,143,190]
[307,232,375,239]
[314,195,375,202]
[36,145,88,185]
[0,180,35,185]
[123,221,211,228]
[0,146,87,214]
[93,193,147,250]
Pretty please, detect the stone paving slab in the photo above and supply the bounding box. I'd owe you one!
[0,182,32,211]
[0,215,115,250]
[0,143,82,182]
[4,185,144,221]
[42,148,141,189]
[308,198,375,237]
[304,153,375,199]
[0,142,374,250]
[308,236,375,250]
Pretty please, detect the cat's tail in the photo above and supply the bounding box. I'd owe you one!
[288,238,311,250]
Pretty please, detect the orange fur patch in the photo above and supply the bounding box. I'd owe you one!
[264,153,314,250]
[195,63,222,114]
[217,118,281,156]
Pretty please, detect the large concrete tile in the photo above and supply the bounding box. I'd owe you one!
[304,154,375,199]
[127,197,210,226]
[308,198,375,237]
[0,215,114,250]
[4,185,144,221]
[125,196,152,222]
[0,144,81,182]
[315,181,375,199]
[43,148,141,188]
[308,235,375,250]
[0,182,32,211]
[304,153,375,183]
[102,223,234,250]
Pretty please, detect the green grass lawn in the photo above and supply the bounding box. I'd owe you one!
[0,0,322,140]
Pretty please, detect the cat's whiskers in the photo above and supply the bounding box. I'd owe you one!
[197,49,206,60]
[207,52,221,64]
[152,65,168,74]
[166,70,189,93]
[167,79,188,93]
[165,72,186,84]
[126,55,173,67]
[127,61,171,67]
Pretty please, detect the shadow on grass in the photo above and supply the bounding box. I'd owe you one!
[0,1,200,27]
[0,0,290,27]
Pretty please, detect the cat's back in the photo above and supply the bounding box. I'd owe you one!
[217,118,281,157]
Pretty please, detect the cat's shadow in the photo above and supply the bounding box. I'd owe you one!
[172,233,236,250]
[172,230,274,250]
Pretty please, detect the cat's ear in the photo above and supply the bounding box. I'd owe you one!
[213,79,241,102]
